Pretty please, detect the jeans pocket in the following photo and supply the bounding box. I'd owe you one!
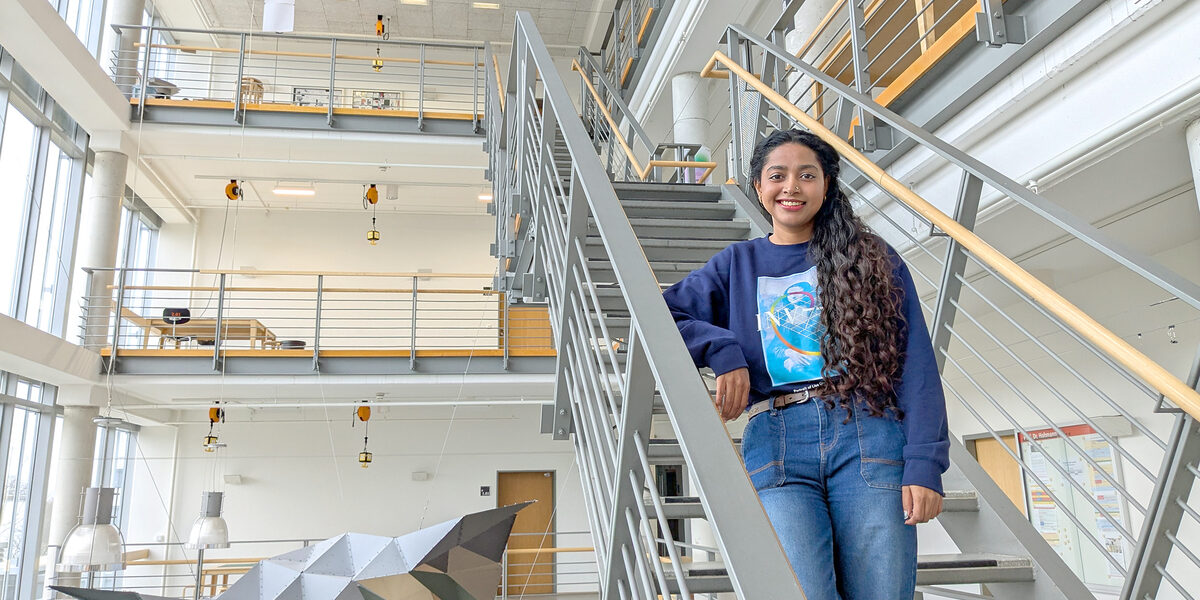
[856,407,906,491]
[742,412,785,490]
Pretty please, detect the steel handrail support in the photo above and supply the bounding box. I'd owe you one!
[1124,344,1200,599]
[312,274,322,372]
[213,273,225,372]
[504,11,807,599]
[409,276,417,370]
[108,268,128,371]
[702,25,1200,419]
[326,39,336,126]
[137,25,154,116]
[234,33,246,121]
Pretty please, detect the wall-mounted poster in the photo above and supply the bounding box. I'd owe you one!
[1020,424,1128,589]
[293,87,332,107]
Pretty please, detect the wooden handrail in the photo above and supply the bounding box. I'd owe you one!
[193,270,492,278]
[134,42,482,67]
[702,50,1200,420]
[571,59,716,184]
[107,285,499,294]
[492,54,506,111]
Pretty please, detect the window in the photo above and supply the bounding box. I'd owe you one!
[0,50,89,337]
[0,375,57,600]
[50,0,105,57]
[0,105,37,318]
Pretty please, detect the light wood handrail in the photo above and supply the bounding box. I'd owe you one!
[107,285,499,295]
[571,59,716,183]
[193,270,492,278]
[134,42,482,67]
[492,54,505,111]
[702,50,1200,420]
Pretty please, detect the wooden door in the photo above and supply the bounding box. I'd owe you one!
[973,435,1027,515]
[497,471,555,596]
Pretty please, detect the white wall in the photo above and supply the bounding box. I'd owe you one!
[123,404,592,594]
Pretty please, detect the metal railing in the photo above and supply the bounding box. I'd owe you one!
[783,0,984,122]
[573,49,715,185]
[78,268,554,362]
[600,0,666,92]
[47,532,596,599]
[108,25,486,128]
[488,12,806,600]
[705,24,1200,597]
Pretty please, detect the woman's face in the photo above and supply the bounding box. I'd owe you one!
[753,142,830,244]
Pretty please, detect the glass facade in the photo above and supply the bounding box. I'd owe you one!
[0,50,89,337]
[0,376,57,600]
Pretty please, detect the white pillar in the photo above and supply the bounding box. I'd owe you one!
[99,0,148,94]
[46,395,101,595]
[1187,119,1200,216]
[671,72,708,183]
[77,151,128,349]
[784,0,843,106]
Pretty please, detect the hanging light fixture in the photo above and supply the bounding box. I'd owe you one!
[204,403,224,451]
[365,184,381,245]
[186,492,230,549]
[58,488,125,573]
[354,394,379,467]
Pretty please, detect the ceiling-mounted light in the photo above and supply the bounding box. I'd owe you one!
[400,0,428,5]
[263,0,295,32]
[186,492,230,549]
[478,193,494,202]
[58,488,125,572]
[473,2,501,9]
[272,186,316,197]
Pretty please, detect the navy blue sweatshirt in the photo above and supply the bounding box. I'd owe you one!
[662,235,950,494]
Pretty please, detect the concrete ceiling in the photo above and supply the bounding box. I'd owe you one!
[157,0,617,49]
[131,125,491,218]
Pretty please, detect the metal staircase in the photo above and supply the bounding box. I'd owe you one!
[486,11,1200,600]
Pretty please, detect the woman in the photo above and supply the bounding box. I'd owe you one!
[663,129,950,599]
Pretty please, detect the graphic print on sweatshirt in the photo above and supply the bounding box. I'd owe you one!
[757,268,826,385]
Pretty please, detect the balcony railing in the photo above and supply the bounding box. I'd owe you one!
[79,268,554,364]
[108,25,487,129]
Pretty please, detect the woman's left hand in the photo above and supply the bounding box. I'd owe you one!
[902,485,943,525]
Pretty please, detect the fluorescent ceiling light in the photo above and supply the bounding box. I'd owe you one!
[473,2,500,9]
[273,186,316,197]
[478,193,493,202]
[400,0,428,4]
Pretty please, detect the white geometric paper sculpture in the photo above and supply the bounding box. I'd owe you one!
[53,502,532,600]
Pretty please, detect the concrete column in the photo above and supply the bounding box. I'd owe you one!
[77,151,128,350]
[671,72,708,183]
[784,0,843,106]
[47,403,100,592]
[99,0,147,94]
[1188,120,1200,216]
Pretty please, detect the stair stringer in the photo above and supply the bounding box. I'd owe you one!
[938,437,1093,599]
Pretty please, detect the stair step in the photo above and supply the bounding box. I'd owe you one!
[590,218,750,241]
[942,489,979,512]
[916,553,1035,585]
[585,237,731,262]
[645,496,706,519]
[647,438,740,465]
[612,181,723,202]
[660,553,1033,594]
[616,200,736,220]
[586,259,707,286]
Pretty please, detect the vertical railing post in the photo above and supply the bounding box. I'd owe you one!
[193,548,204,600]
[137,25,155,116]
[846,0,886,151]
[327,39,337,126]
[108,269,128,372]
[501,551,509,600]
[725,29,748,191]
[930,170,982,371]
[213,273,226,372]
[410,276,418,370]
[233,33,247,121]
[81,268,94,347]
[418,45,426,131]
[502,294,510,370]
[473,47,481,133]
[312,275,323,371]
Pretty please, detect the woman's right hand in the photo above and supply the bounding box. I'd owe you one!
[715,367,750,421]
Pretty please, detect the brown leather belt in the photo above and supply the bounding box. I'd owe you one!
[746,383,835,420]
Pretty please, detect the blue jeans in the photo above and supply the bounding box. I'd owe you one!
[741,399,916,600]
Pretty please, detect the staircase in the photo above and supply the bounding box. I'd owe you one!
[486,11,1200,600]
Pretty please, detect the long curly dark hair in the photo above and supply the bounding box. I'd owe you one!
[750,129,906,418]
